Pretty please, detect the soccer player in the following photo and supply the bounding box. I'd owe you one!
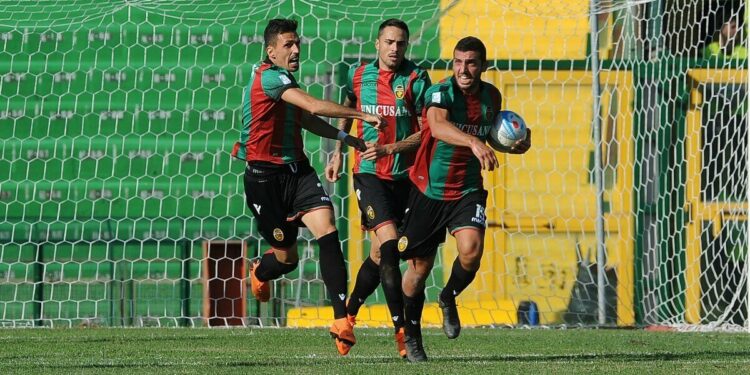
[397,36,531,362]
[324,18,431,358]
[231,18,384,356]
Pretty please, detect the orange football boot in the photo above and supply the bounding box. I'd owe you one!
[329,317,356,355]
[394,327,407,358]
[249,260,270,302]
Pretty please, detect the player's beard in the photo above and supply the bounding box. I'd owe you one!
[381,54,403,71]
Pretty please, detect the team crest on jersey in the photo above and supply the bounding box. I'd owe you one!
[273,228,284,242]
[366,206,375,220]
[397,236,408,252]
[394,84,405,99]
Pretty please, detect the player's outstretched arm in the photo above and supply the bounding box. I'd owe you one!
[301,111,368,152]
[360,132,421,161]
[427,106,499,171]
[281,88,384,128]
[325,97,356,182]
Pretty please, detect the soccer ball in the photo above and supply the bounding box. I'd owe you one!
[488,110,527,151]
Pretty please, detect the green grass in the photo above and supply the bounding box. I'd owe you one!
[1,328,749,374]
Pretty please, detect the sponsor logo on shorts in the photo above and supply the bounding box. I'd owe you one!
[394,84,405,99]
[366,205,375,220]
[273,228,284,242]
[397,236,408,252]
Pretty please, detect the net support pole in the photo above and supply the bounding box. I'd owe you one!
[589,0,607,326]
[180,240,191,327]
[747,107,750,333]
[33,243,44,327]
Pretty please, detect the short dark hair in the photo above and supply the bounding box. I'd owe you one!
[454,36,486,62]
[264,18,298,47]
[378,18,410,40]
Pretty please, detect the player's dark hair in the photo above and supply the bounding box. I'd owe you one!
[264,18,298,48]
[378,18,409,40]
[454,36,486,62]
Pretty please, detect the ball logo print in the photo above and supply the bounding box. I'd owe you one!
[488,110,527,151]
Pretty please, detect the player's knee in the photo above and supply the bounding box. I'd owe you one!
[461,257,482,272]
[273,246,299,264]
[369,251,381,265]
[278,259,299,275]
[458,244,482,264]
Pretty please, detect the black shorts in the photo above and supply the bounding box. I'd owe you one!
[243,160,333,248]
[397,186,488,259]
[353,173,411,231]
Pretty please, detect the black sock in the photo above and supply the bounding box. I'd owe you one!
[347,257,380,317]
[317,231,348,319]
[255,251,298,281]
[440,258,478,304]
[403,290,425,337]
[379,239,404,329]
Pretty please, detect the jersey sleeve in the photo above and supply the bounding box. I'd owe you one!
[424,83,452,111]
[345,65,358,102]
[411,69,432,115]
[260,67,299,101]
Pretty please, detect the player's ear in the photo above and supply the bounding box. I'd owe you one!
[266,45,275,60]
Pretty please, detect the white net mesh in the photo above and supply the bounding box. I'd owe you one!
[0,0,747,331]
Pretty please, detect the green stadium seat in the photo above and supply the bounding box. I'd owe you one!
[0,116,32,139]
[2,138,78,181]
[23,29,76,55]
[0,28,24,54]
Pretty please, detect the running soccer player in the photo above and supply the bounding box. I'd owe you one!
[397,36,531,362]
[324,18,431,358]
[231,18,384,356]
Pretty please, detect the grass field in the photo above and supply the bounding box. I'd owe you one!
[2,328,750,374]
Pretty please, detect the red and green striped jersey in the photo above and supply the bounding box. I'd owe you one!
[231,62,306,164]
[410,77,502,201]
[346,59,431,180]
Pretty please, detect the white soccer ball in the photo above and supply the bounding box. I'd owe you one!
[488,110,527,151]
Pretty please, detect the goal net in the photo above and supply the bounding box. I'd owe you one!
[0,0,747,331]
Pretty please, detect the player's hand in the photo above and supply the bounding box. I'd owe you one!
[509,128,531,154]
[343,134,367,152]
[363,113,385,130]
[361,142,392,161]
[469,138,499,171]
[325,152,343,182]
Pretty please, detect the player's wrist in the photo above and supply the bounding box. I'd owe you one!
[336,130,349,141]
[384,144,395,155]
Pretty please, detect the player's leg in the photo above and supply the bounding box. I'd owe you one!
[438,190,488,338]
[397,186,449,361]
[346,235,381,322]
[250,244,299,302]
[401,255,435,362]
[243,164,300,302]
[292,162,354,355]
[371,223,407,356]
[301,208,355,355]
[439,228,484,339]
[347,174,406,341]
